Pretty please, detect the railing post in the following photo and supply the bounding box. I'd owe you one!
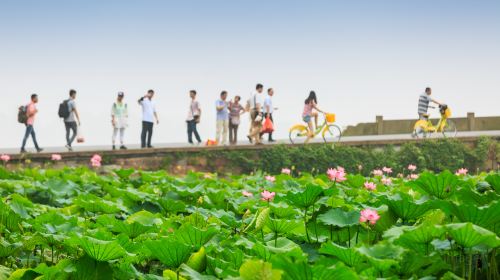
[376,115,384,135]
[467,112,475,131]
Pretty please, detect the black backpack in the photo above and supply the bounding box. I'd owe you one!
[18,105,28,124]
[58,100,70,118]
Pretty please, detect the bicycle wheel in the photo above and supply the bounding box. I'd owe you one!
[413,121,428,139]
[322,124,342,143]
[289,125,308,144]
[442,120,457,138]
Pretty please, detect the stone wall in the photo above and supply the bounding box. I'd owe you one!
[344,113,500,136]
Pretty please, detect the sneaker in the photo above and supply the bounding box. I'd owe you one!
[65,145,73,152]
[247,136,253,143]
[36,148,44,153]
[268,139,276,143]
[147,145,154,149]
[20,149,27,154]
[120,145,127,150]
[112,145,116,150]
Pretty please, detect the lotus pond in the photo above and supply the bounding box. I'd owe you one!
[0,166,499,280]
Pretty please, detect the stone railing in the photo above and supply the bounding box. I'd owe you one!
[343,113,500,136]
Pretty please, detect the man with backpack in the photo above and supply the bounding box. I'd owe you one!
[20,94,43,153]
[59,89,80,151]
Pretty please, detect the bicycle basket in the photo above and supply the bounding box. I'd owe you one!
[326,113,336,123]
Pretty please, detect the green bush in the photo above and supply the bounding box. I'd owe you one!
[164,138,496,175]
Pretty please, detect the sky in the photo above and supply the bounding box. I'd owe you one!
[1,0,499,149]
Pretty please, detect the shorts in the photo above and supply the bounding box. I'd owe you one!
[303,115,311,123]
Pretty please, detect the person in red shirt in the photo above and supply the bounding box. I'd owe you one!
[21,94,43,153]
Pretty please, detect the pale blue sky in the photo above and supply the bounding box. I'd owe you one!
[1,0,499,148]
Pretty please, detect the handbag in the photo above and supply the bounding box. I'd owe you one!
[262,116,274,133]
[76,125,85,143]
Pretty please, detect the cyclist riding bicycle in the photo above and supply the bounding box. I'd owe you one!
[418,87,442,120]
[303,91,325,139]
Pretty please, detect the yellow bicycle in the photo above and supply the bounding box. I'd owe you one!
[412,104,457,138]
[289,113,342,144]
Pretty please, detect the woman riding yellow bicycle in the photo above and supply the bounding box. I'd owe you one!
[289,91,342,144]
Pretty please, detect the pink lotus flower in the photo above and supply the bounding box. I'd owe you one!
[455,168,468,176]
[408,164,417,171]
[281,168,291,175]
[381,177,392,185]
[327,167,347,182]
[364,182,376,191]
[408,174,419,180]
[51,154,62,161]
[265,175,276,183]
[242,190,253,197]
[382,167,393,174]
[359,209,380,225]
[1,154,10,163]
[260,190,276,202]
[90,154,102,167]
[372,169,383,176]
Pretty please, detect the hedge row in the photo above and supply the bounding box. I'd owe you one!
[165,137,497,175]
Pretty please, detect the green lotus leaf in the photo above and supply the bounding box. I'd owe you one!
[446,223,500,249]
[485,173,500,194]
[448,200,500,232]
[286,184,324,209]
[317,208,360,227]
[72,255,113,280]
[312,262,360,280]
[146,238,192,269]
[0,238,22,258]
[383,193,434,222]
[0,200,22,232]
[269,255,313,280]
[239,259,282,280]
[158,198,186,215]
[174,224,217,250]
[78,236,127,262]
[180,264,217,280]
[264,238,302,254]
[114,168,135,180]
[412,171,458,199]
[357,242,405,272]
[319,242,365,268]
[265,218,301,235]
[126,210,162,227]
[186,246,207,272]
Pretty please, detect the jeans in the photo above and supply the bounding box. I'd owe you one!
[21,125,40,150]
[187,120,202,144]
[216,119,229,145]
[112,127,126,145]
[229,122,239,145]
[141,121,154,148]
[65,121,77,146]
[260,113,274,141]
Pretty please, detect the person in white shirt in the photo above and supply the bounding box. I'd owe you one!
[138,89,159,148]
[186,90,202,145]
[111,92,128,150]
[247,83,264,145]
[260,88,277,142]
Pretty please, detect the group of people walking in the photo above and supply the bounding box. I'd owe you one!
[17,85,440,153]
[17,83,277,153]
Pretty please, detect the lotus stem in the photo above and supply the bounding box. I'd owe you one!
[355,225,360,245]
[347,227,351,247]
[468,251,472,280]
[275,232,278,247]
[304,208,310,243]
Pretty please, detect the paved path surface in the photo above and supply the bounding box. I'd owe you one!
[2,130,500,155]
